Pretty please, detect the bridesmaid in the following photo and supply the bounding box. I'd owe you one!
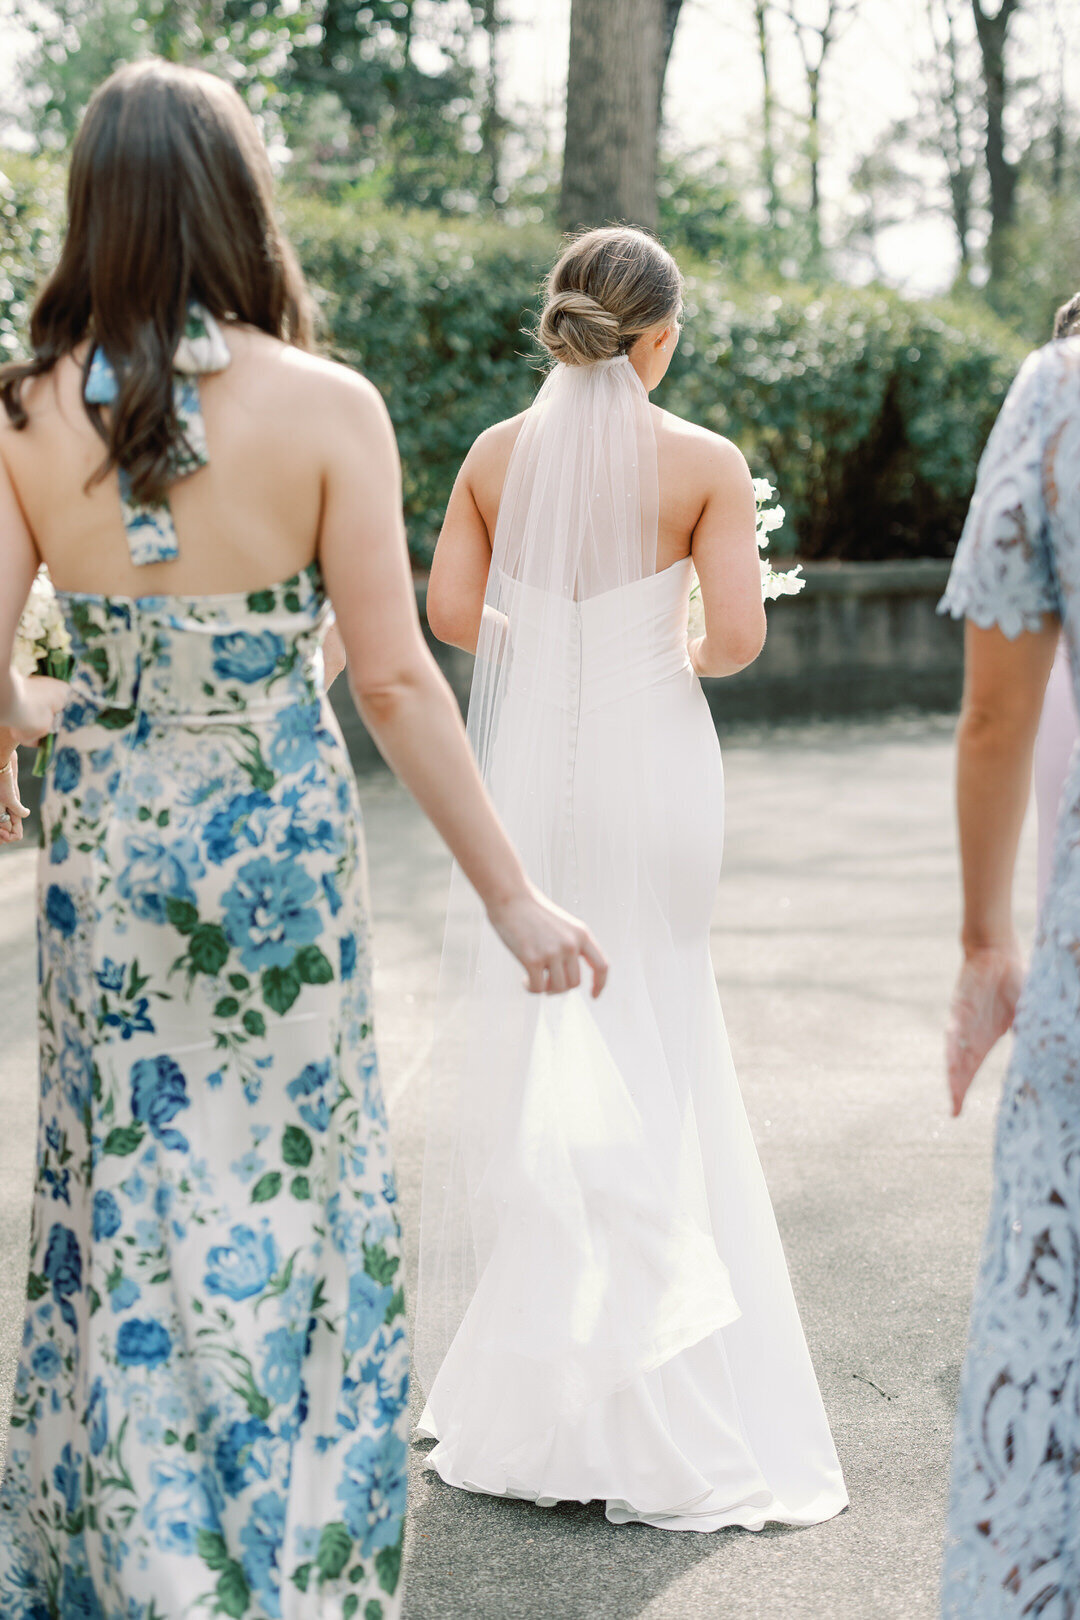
[0,59,604,1620]
[1033,291,1080,908]
[940,317,1080,1608]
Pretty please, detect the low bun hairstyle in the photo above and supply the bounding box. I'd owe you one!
[537,226,682,367]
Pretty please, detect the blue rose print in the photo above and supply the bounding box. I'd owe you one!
[109,1278,141,1314]
[267,703,320,774]
[337,1430,408,1555]
[42,1224,81,1333]
[115,833,205,925]
[53,1442,81,1514]
[144,1459,224,1556]
[204,791,275,865]
[52,748,81,794]
[221,858,321,971]
[215,1417,274,1497]
[346,1272,394,1356]
[95,959,126,994]
[116,1318,172,1369]
[260,1327,303,1406]
[1,572,408,1616]
[130,1055,190,1151]
[91,1191,122,1242]
[211,631,286,685]
[30,1344,61,1383]
[204,1225,279,1302]
[57,1568,104,1620]
[44,885,77,938]
[85,1377,108,1456]
[286,1061,332,1134]
[239,1490,286,1613]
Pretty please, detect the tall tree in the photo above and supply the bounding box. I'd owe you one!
[752,0,781,234]
[925,0,978,271]
[560,0,667,232]
[781,0,860,261]
[970,0,1021,284]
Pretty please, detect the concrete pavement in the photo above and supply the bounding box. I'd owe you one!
[0,716,1031,1620]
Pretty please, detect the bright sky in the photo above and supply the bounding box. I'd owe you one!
[1,0,1075,295]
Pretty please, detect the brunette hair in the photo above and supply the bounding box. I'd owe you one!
[537,225,682,366]
[0,58,313,505]
[1053,291,1080,340]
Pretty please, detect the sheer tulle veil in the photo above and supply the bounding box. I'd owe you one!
[414,356,739,1459]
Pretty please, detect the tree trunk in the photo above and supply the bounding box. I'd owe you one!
[657,0,684,120]
[754,0,780,233]
[560,0,664,232]
[971,0,1020,284]
[479,0,505,206]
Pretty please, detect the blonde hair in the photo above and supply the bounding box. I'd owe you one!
[537,226,683,367]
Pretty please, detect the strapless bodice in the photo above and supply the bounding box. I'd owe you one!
[57,562,328,724]
[496,556,693,714]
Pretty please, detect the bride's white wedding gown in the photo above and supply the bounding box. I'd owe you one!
[415,357,847,1532]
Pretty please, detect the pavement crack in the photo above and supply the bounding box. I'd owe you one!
[852,1371,895,1400]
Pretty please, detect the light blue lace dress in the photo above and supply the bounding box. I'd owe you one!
[0,350,407,1620]
[939,334,1080,1618]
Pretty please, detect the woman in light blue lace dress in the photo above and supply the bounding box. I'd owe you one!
[940,331,1080,1616]
[0,60,603,1620]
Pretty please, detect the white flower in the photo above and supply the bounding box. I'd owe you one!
[761,561,805,600]
[752,477,775,504]
[13,567,70,676]
[757,503,785,535]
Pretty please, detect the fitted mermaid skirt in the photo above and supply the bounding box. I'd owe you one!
[417,560,847,1531]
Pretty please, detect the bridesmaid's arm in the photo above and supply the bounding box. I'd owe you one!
[0,724,29,844]
[316,369,607,997]
[947,617,1058,1114]
[0,446,68,745]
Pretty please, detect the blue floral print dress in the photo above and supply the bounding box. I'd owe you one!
[939,335,1080,1618]
[0,344,407,1620]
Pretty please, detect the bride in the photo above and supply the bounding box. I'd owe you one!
[414,226,848,1531]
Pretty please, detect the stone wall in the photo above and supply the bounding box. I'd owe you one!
[333,560,962,767]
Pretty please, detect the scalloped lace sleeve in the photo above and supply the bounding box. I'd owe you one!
[938,347,1060,638]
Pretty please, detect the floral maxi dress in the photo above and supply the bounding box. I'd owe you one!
[939,334,1080,1618]
[0,561,407,1620]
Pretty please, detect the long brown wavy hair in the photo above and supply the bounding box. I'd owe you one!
[0,58,313,506]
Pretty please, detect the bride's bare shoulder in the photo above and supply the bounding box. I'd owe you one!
[652,405,751,500]
[462,411,529,510]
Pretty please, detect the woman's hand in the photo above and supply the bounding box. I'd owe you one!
[1,673,70,746]
[0,750,29,844]
[946,944,1024,1117]
[487,883,609,997]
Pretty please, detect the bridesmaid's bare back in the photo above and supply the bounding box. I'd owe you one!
[0,326,363,597]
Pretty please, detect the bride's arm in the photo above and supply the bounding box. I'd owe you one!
[317,369,607,997]
[688,436,767,679]
[426,445,495,655]
[0,726,29,843]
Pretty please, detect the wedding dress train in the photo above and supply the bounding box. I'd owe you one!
[415,357,846,1532]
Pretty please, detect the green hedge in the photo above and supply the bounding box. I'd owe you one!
[1,154,1027,565]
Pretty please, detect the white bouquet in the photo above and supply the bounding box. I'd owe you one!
[688,476,804,639]
[13,567,73,774]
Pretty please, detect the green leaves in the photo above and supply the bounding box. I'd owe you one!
[251,1172,282,1204]
[215,1562,251,1618]
[214,996,241,1020]
[103,1124,144,1157]
[375,1539,402,1595]
[262,965,301,1016]
[242,1009,266,1038]
[188,924,230,976]
[363,1243,400,1288]
[165,898,199,936]
[295,945,334,985]
[282,1126,313,1168]
[316,1522,353,1581]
